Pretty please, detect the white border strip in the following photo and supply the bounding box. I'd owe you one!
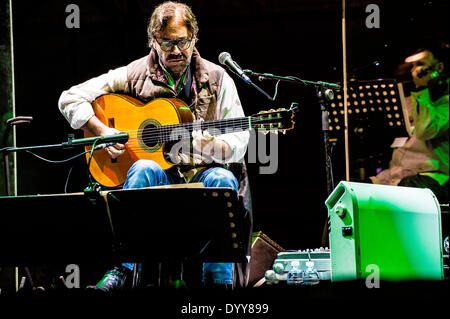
[8,0,19,292]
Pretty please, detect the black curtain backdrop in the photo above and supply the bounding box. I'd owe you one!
[11,0,448,250]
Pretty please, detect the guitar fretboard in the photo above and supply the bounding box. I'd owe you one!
[143,117,252,144]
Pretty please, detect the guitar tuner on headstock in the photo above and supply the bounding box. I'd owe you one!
[252,103,298,133]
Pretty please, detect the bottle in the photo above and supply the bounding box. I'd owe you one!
[302,261,320,285]
[264,270,279,285]
[286,261,304,286]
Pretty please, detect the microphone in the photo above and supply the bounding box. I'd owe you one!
[65,133,129,148]
[218,52,252,84]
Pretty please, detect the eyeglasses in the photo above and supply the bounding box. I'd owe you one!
[156,38,193,52]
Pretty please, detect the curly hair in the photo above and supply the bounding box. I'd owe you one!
[147,1,199,46]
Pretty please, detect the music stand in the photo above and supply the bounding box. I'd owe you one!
[105,186,248,263]
[327,79,410,180]
[0,187,249,265]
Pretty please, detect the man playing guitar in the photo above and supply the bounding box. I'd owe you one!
[59,1,250,291]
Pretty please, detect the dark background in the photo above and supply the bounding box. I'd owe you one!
[9,0,448,251]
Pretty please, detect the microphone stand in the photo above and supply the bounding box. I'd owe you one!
[227,66,276,101]
[1,132,129,196]
[315,85,335,196]
[245,70,339,194]
[245,70,341,90]
[248,80,276,101]
[245,70,340,245]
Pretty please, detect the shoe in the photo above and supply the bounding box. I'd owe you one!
[87,266,130,292]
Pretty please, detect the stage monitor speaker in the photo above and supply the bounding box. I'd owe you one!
[325,181,443,281]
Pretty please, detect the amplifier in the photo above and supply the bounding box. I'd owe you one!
[326,181,444,281]
[265,248,331,283]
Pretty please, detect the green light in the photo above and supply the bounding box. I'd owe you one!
[325,181,443,281]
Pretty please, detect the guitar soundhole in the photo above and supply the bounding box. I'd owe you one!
[141,123,159,148]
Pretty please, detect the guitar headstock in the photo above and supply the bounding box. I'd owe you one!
[251,103,297,134]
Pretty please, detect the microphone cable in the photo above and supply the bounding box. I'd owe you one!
[23,137,104,192]
[24,149,90,193]
[25,149,90,164]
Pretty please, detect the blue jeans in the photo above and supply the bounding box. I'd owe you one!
[122,159,238,285]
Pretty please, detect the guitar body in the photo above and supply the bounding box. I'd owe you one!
[85,94,194,188]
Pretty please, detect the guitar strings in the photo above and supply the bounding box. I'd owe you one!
[99,113,283,137]
[111,122,255,151]
[137,119,253,141]
[125,119,259,143]
[86,114,289,153]
[87,118,249,148]
[88,121,285,153]
[109,116,254,136]
[89,122,258,154]
[113,115,283,142]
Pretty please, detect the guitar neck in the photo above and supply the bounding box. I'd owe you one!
[154,117,252,144]
[141,105,294,145]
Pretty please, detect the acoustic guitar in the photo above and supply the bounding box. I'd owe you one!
[85,94,297,187]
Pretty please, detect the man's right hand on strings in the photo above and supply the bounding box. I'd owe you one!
[81,115,126,159]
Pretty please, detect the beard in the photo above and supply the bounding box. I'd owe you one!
[163,52,192,80]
